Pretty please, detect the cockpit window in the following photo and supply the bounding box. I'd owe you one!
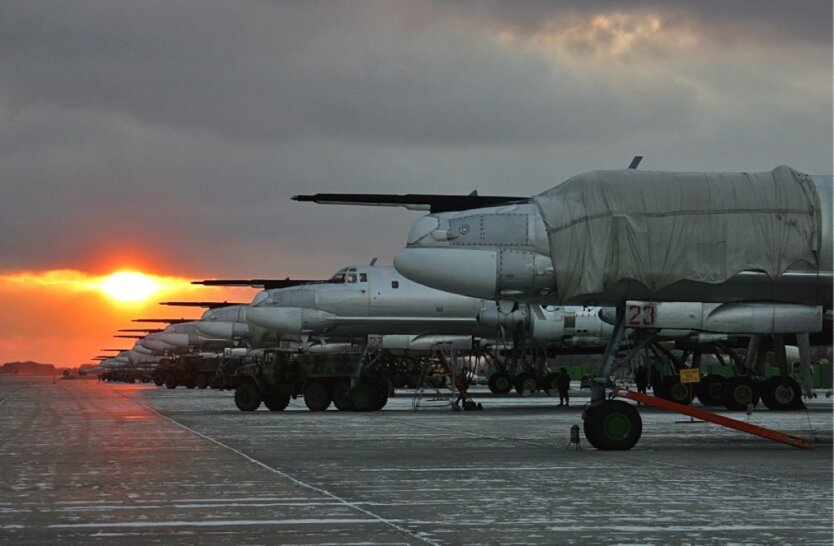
[347,273,357,283]
[329,273,346,283]
[359,273,367,282]
[252,291,271,306]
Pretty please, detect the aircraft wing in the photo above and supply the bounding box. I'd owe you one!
[292,193,529,213]
[117,328,163,333]
[192,279,321,290]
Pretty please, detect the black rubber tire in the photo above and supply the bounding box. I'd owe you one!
[195,373,209,389]
[153,375,164,387]
[164,373,178,390]
[234,381,262,412]
[695,374,725,406]
[487,372,512,394]
[371,387,389,411]
[658,376,693,405]
[514,372,539,396]
[583,400,642,450]
[304,381,332,411]
[542,373,559,394]
[349,384,378,412]
[759,376,805,411]
[263,391,291,411]
[332,381,353,411]
[722,376,759,411]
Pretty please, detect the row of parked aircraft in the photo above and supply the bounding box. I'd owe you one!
[98,160,832,450]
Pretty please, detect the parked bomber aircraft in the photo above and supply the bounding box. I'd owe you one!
[295,164,833,449]
[200,263,739,397]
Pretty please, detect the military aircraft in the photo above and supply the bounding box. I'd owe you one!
[200,263,731,396]
[295,164,832,449]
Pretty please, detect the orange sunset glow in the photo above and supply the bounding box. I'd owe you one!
[0,269,257,367]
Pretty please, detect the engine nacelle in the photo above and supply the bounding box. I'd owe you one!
[246,306,334,334]
[197,321,251,341]
[477,306,530,336]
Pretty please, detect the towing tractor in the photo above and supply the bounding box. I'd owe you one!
[231,350,390,412]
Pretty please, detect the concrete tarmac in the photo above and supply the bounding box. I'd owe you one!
[0,376,831,545]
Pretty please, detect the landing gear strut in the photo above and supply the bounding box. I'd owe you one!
[582,307,644,450]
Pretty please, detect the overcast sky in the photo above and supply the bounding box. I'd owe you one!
[1,0,831,279]
[0,1,831,364]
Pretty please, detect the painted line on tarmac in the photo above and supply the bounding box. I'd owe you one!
[0,386,28,407]
[135,399,440,546]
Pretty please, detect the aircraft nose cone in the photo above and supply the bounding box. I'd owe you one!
[394,247,498,299]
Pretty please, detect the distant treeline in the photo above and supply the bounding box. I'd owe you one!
[1,361,57,376]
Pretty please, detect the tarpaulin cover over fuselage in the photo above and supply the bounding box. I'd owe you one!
[532,166,821,303]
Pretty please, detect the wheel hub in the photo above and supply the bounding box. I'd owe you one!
[602,413,631,440]
[774,384,795,404]
[734,385,754,404]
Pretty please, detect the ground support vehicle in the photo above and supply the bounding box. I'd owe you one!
[152,355,223,390]
[231,350,390,412]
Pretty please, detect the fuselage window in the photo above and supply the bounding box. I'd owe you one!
[391,281,399,289]
[359,273,367,282]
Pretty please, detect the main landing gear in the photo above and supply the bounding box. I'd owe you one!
[582,307,645,450]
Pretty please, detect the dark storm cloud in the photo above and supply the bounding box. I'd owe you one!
[0,1,697,146]
[0,1,830,277]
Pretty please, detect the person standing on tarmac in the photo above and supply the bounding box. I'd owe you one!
[634,365,649,395]
[556,367,571,406]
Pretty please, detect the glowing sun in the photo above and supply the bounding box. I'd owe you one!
[98,271,162,303]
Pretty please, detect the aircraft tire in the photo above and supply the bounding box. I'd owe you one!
[659,376,693,405]
[371,387,389,411]
[514,372,538,396]
[759,376,805,411]
[195,373,209,389]
[164,373,178,389]
[263,391,291,411]
[304,381,332,411]
[583,400,642,451]
[234,381,262,412]
[487,372,512,394]
[332,381,353,411]
[153,375,164,387]
[721,376,759,411]
[695,374,725,406]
